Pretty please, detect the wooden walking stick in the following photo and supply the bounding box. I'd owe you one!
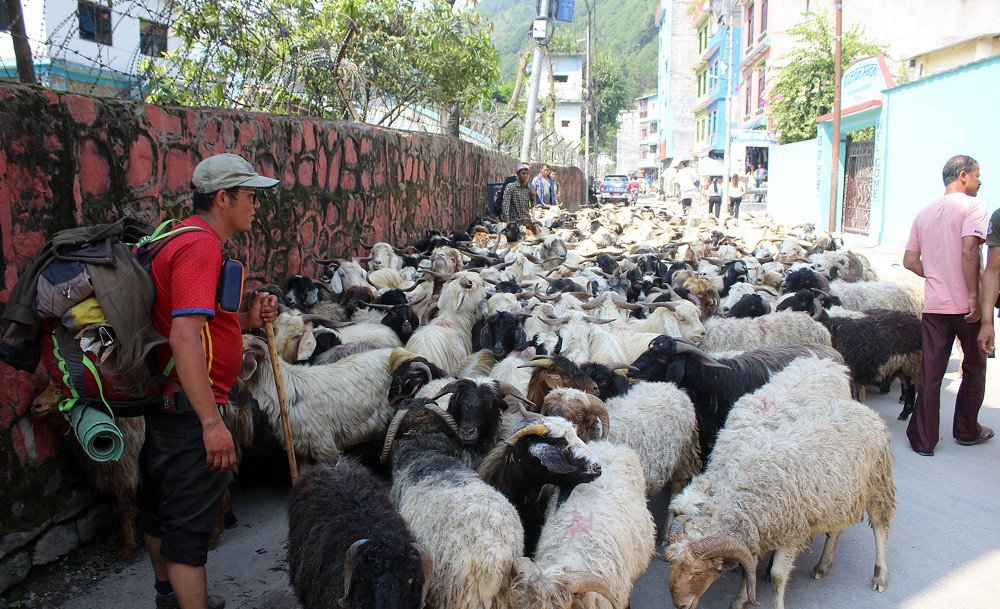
[264,320,298,482]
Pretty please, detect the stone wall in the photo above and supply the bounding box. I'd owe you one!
[0,82,583,592]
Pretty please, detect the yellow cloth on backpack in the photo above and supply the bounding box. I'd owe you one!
[63,296,108,330]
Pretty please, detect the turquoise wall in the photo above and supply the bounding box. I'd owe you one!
[878,55,1000,248]
[768,138,823,227]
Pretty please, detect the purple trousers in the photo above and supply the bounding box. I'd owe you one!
[906,313,987,452]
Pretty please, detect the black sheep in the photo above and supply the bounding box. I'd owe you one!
[475,311,529,359]
[287,458,431,609]
[578,362,631,400]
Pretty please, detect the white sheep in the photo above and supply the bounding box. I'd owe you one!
[830,279,922,316]
[664,358,893,609]
[700,310,832,353]
[511,441,655,609]
[239,337,395,462]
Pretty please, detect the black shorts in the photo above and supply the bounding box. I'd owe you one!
[138,407,231,567]
[681,198,693,208]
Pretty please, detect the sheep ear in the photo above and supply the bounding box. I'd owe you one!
[240,352,259,380]
[297,323,317,361]
[528,441,577,474]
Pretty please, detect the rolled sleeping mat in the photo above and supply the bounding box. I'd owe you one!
[70,405,124,462]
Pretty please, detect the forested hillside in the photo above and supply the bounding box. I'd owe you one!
[477,0,659,93]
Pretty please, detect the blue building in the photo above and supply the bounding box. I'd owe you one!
[691,3,741,177]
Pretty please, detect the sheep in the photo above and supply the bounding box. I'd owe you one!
[699,310,832,352]
[386,400,524,609]
[287,457,431,609]
[478,415,602,557]
[630,336,844,460]
[719,282,778,315]
[830,279,922,316]
[405,272,487,375]
[776,291,922,419]
[510,441,655,609]
[239,336,396,462]
[663,390,894,609]
[366,241,404,271]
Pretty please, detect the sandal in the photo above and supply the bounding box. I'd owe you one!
[956,426,994,446]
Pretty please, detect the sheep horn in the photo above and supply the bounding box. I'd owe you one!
[691,535,758,607]
[578,293,609,311]
[674,341,728,368]
[414,543,433,606]
[565,573,620,609]
[811,303,825,320]
[429,381,460,402]
[411,361,433,383]
[380,409,410,463]
[339,538,369,605]
[506,422,550,445]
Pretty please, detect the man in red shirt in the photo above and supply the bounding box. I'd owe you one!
[141,154,279,609]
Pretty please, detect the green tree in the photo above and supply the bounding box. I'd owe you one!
[591,52,633,151]
[142,0,498,127]
[767,10,885,144]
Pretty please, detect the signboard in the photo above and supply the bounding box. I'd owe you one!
[841,55,895,110]
[732,128,777,146]
[536,0,575,22]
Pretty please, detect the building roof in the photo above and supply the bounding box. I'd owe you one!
[907,33,1000,61]
[887,53,1000,93]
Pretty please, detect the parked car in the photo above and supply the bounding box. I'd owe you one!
[598,174,629,203]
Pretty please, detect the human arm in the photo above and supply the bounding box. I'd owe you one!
[169,315,235,471]
[902,249,924,278]
[978,245,1000,355]
[962,235,983,323]
[239,291,278,330]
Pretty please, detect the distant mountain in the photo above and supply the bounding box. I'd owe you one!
[477,0,659,94]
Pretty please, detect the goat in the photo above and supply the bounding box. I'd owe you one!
[287,457,431,609]
[699,310,832,352]
[405,272,487,375]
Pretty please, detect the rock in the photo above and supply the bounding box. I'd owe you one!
[76,504,113,543]
[53,489,96,523]
[0,551,31,594]
[32,524,79,565]
[0,520,51,561]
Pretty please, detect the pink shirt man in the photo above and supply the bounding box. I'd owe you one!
[906,192,987,313]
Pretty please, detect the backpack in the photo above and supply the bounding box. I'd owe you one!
[31,220,206,418]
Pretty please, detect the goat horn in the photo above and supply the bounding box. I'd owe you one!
[365,302,395,310]
[674,341,728,368]
[482,276,501,285]
[666,514,688,545]
[604,362,636,373]
[495,381,530,403]
[538,314,570,325]
[565,573,620,609]
[401,281,424,293]
[753,285,779,296]
[299,314,342,327]
[380,409,410,463]
[518,358,552,370]
[578,293,609,311]
[690,535,758,606]
[583,316,616,324]
[426,402,462,437]
[507,422,550,445]
[610,292,643,311]
[339,538,369,605]
[359,240,375,250]
[408,294,428,306]
[429,381,459,401]
[492,260,517,271]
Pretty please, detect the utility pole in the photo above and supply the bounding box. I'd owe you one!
[584,6,592,197]
[520,0,553,162]
[5,0,37,84]
[828,0,843,232]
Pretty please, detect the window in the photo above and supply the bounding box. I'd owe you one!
[760,0,768,33]
[697,69,708,97]
[0,0,10,32]
[745,75,752,115]
[79,1,112,45]
[553,74,569,83]
[641,127,648,139]
[650,123,657,134]
[708,110,716,136]
[746,3,754,48]
[140,19,168,57]
[758,67,766,109]
[561,120,570,127]
[697,21,709,54]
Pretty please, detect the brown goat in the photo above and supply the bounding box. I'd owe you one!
[521,356,599,411]
[31,381,259,560]
[540,388,610,442]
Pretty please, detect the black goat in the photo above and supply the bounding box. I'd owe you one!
[284,275,320,310]
[631,336,843,460]
[578,362,631,400]
[726,293,772,318]
[429,378,514,462]
[475,311,529,360]
[287,457,431,609]
[718,260,748,297]
[367,289,420,342]
[480,417,601,557]
[388,350,447,407]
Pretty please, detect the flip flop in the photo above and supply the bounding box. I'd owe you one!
[956,426,994,446]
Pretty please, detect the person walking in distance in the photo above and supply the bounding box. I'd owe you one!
[674,160,699,215]
[502,162,534,222]
[728,174,745,218]
[141,153,280,609]
[706,177,723,218]
[549,170,560,206]
[903,155,992,457]
[531,163,556,207]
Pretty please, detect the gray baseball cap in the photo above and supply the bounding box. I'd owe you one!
[192,153,279,194]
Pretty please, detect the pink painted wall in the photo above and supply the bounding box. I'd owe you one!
[0,83,582,487]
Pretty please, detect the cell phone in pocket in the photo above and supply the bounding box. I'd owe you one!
[218,258,245,313]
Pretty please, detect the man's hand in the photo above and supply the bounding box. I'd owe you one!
[246,291,278,329]
[979,323,995,357]
[966,294,982,323]
[202,417,236,471]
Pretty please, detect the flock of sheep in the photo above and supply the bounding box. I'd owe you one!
[33,200,926,609]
